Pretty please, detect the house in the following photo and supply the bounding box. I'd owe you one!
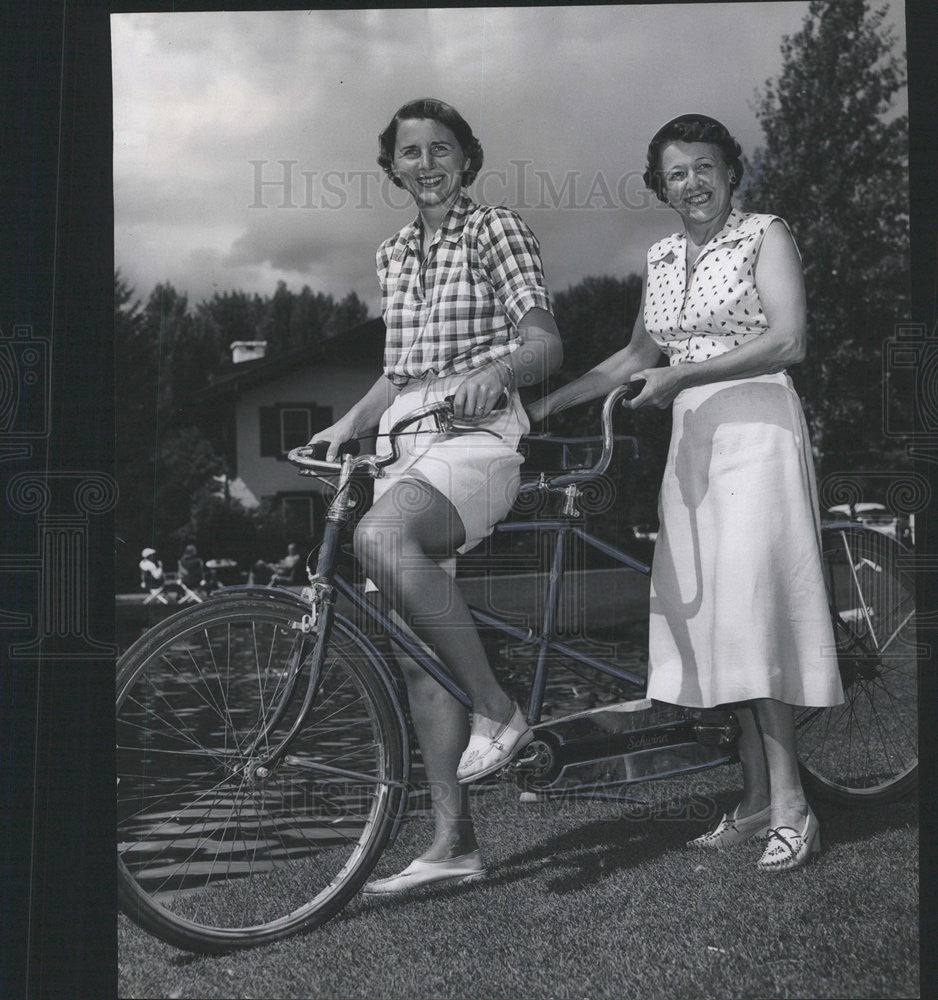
[193,317,386,537]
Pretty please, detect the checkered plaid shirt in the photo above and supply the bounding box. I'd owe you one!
[377,193,552,387]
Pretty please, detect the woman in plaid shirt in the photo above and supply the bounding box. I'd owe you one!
[311,99,562,894]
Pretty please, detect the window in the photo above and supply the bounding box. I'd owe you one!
[282,495,315,537]
[259,403,332,458]
[281,408,311,452]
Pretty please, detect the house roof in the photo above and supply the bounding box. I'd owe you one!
[194,316,386,402]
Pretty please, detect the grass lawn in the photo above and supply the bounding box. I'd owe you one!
[117,767,918,1000]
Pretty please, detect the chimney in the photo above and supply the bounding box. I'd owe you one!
[230,340,267,364]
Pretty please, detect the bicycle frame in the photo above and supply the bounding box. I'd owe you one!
[332,516,651,725]
[115,387,917,955]
[249,487,729,803]
[273,389,915,797]
[266,509,735,798]
[286,385,653,716]
[263,515,899,795]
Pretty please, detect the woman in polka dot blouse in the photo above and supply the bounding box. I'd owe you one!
[529,114,843,873]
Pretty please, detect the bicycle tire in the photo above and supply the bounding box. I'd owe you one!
[796,526,917,804]
[117,595,406,952]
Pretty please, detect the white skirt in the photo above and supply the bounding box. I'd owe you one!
[646,372,844,708]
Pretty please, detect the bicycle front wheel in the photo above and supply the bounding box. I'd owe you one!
[796,526,917,803]
[117,596,406,952]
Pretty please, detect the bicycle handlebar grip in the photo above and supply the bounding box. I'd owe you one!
[441,390,510,414]
[305,439,360,461]
[622,378,647,401]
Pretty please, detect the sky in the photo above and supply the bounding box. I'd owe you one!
[112,3,908,316]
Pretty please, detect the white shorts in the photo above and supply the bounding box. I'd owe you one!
[371,373,528,554]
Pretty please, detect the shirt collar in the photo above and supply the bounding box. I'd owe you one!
[648,206,746,264]
[402,192,476,254]
[648,233,683,265]
[702,207,746,249]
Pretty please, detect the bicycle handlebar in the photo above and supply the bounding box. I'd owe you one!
[518,381,642,493]
[286,391,508,476]
[288,382,640,491]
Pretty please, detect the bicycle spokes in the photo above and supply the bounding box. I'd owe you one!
[117,600,404,950]
[795,528,917,800]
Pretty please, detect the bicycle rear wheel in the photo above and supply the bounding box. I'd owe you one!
[796,526,917,803]
[117,596,406,952]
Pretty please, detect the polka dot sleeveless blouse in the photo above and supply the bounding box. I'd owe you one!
[643,209,796,365]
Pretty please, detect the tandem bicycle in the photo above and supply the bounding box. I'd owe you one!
[116,385,917,952]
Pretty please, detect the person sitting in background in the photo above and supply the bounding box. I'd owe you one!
[139,547,165,602]
[178,544,206,591]
[252,542,303,586]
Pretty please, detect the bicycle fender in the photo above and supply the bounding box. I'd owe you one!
[821,521,912,553]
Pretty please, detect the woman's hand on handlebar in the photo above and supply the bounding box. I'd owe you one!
[307,413,361,462]
[624,366,686,409]
[451,363,509,420]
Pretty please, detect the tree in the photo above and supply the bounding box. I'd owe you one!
[265,280,296,354]
[197,290,266,352]
[113,271,374,587]
[175,493,261,570]
[325,291,370,339]
[115,275,228,587]
[115,271,161,587]
[260,283,371,354]
[156,426,225,544]
[742,0,909,473]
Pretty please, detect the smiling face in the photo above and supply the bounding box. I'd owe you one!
[659,140,735,231]
[392,118,470,219]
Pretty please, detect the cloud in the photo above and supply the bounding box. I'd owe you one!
[112,4,907,309]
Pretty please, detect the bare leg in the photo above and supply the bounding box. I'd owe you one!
[355,481,516,859]
[355,480,514,726]
[732,704,771,817]
[750,697,809,825]
[390,644,478,861]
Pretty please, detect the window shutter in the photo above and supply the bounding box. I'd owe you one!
[259,406,281,457]
[310,404,332,435]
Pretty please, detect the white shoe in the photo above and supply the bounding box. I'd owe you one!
[456,704,534,784]
[362,851,485,895]
[688,805,772,849]
[757,810,821,873]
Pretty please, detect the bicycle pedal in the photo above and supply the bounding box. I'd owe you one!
[497,749,537,779]
[496,759,524,779]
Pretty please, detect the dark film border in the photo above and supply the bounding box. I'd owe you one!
[1,2,935,998]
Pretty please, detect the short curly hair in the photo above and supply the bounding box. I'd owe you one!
[642,114,744,203]
[378,99,484,188]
